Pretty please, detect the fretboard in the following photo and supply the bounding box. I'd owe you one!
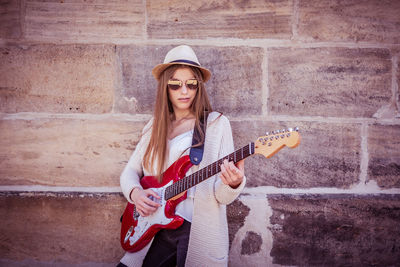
[165,142,255,200]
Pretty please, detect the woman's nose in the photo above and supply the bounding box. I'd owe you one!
[181,84,188,94]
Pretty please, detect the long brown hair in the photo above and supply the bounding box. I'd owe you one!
[143,64,213,181]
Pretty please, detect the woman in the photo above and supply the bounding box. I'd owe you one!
[119,45,246,267]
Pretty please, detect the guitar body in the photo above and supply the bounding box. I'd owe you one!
[120,155,193,252]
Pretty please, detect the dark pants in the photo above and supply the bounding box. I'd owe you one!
[118,220,191,267]
[143,220,191,267]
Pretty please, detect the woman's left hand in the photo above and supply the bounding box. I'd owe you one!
[220,159,244,189]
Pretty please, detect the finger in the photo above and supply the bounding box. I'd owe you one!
[146,189,161,199]
[236,159,245,172]
[223,160,234,177]
[228,161,240,175]
[137,207,148,217]
[135,195,157,211]
[138,203,157,216]
[142,197,160,208]
[221,160,235,183]
[142,190,161,207]
[219,164,229,185]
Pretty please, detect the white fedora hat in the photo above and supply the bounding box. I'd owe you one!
[152,45,211,82]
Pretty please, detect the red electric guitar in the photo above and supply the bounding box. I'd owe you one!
[120,128,301,252]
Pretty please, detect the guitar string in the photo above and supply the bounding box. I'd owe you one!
[165,143,254,200]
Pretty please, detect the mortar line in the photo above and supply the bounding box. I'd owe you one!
[0,112,152,121]
[291,0,300,40]
[143,0,148,40]
[111,43,119,114]
[392,53,400,116]
[2,112,400,124]
[358,122,369,185]
[2,37,400,50]
[1,185,399,195]
[20,0,27,40]
[261,48,269,116]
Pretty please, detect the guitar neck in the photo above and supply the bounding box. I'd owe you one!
[165,142,255,200]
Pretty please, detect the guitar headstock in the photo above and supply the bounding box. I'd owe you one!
[254,128,301,158]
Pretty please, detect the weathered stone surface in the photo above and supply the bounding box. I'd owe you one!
[227,199,250,249]
[231,120,360,188]
[0,0,21,39]
[0,192,126,263]
[25,0,144,40]
[298,0,400,43]
[268,194,400,266]
[398,54,400,112]
[268,47,392,117]
[115,45,165,114]
[116,45,263,116]
[147,0,293,39]
[368,124,400,188]
[0,117,146,186]
[0,44,115,113]
[241,231,262,255]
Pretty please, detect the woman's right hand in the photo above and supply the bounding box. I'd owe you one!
[130,188,161,217]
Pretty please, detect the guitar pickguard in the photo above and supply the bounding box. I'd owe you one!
[126,182,173,245]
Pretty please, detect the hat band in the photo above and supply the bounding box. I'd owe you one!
[170,59,200,66]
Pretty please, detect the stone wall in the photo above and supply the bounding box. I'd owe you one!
[1,0,399,266]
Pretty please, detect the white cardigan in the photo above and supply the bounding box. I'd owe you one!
[120,112,246,267]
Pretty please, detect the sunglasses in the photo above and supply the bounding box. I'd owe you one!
[167,79,198,90]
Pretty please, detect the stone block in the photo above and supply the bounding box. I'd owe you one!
[0,44,115,113]
[398,55,400,111]
[116,45,263,116]
[0,192,126,263]
[0,117,147,187]
[298,0,400,43]
[25,0,144,40]
[368,124,400,188]
[0,0,21,39]
[227,199,250,249]
[147,0,293,39]
[231,120,360,188]
[268,194,400,266]
[115,45,166,114]
[268,47,392,117]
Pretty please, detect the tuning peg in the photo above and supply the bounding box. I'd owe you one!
[294,127,299,132]
[281,129,286,133]
[288,127,293,132]
[275,130,280,134]
[265,131,270,136]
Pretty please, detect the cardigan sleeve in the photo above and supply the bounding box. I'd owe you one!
[120,119,153,204]
[213,116,246,205]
